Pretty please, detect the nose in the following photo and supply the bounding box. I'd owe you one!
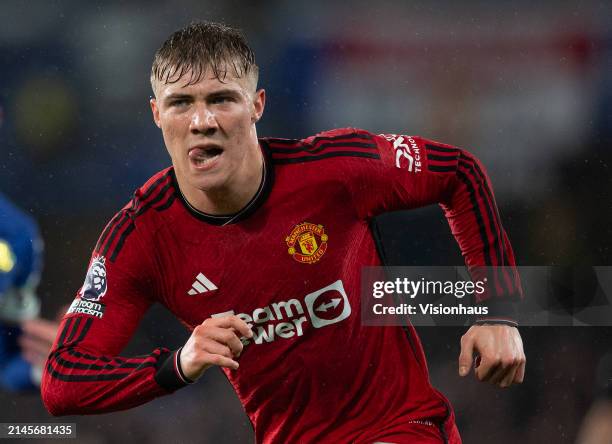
[189,103,218,135]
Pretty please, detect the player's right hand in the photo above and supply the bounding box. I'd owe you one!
[179,315,253,381]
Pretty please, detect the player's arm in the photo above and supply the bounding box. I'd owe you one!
[42,308,251,415]
[362,131,525,387]
[40,211,249,416]
[40,248,175,415]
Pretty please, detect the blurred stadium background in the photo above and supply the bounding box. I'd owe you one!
[1,0,611,442]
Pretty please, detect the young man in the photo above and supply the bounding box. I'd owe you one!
[42,22,525,443]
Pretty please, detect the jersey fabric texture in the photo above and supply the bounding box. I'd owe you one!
[42,128,521,444]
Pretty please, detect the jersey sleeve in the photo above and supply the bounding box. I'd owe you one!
[353,131,523,322]
[41,205,190,416]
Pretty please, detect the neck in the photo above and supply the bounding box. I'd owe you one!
[178,144,264,216]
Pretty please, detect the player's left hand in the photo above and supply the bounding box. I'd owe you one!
[458,324,525,388]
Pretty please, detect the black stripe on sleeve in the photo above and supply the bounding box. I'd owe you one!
[425,147,516,297]
[455,171,493,266]
[268,132,373,145]
[53,355,155,371]
[135,182,172,215]
[45,362,156,382]
[425,143,460,153]
[97,172,171,257]
[154,193,176,212]
[426,144,519,301]
[72,318,93,345]
[311,132,373,143]
[95,212,124,254]
[459,156,514,296]
[107,182,173,261]
[459,159,517,298]
[101,211,130,257]
[428,165,457,173]
[427,153,459,162]
[140,174,171,201]
[57,318,73,347]
[269,141,377,154]
[109,222,135,262]
[460,155,512,268]
[64,317,82,344]
[459,160,502,267]
[67,349,129,363]
[273,151,380,164]
[47,317,163,382]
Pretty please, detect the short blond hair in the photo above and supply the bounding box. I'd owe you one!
[150,21,259,96]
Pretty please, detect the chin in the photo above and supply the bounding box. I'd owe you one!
[189,174,227,192]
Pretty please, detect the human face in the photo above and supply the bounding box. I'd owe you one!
[150,70,265,198]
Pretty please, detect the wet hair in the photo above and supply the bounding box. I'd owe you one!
[150,21,258,95]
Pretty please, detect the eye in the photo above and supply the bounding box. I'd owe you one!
[211,96,233,104]
[170,99,189,107]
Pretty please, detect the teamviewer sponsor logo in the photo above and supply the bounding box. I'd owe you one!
[304,280,351,328]
[212,280,351,345]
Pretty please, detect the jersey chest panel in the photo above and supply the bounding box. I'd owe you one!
[156,175,373,363]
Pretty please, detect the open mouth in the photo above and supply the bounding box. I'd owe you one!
[189,146,223,167]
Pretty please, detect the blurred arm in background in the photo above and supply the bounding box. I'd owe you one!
[0,192,59,391]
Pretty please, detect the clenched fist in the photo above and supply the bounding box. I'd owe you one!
[180,315,253,382]
[458,324,526,388]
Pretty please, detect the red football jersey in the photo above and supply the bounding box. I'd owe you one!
[42,128,521,443]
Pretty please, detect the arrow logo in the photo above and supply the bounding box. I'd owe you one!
[316,298,341,312]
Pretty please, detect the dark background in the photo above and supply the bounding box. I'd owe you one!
[1,1,610,442]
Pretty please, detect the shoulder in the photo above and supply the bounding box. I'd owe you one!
[93,167,176,263]
[262,127,382,165]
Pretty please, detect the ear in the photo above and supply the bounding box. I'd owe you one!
[251,89,266,123]
[150,97,162,128]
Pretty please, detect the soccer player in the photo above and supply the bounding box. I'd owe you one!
[41,22,526,443]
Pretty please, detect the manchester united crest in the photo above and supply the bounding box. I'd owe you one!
[286,222,328,264]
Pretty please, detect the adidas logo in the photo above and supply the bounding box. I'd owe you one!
[187,272,218,295]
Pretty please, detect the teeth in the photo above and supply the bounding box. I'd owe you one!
[193,152,220,165]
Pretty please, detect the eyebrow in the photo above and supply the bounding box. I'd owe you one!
[163,88,242,104]
[164,93,192,102]
[207,88,241,97]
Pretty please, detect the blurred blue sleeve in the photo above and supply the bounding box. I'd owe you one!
[0,192,43,295]
[0,193,43,391]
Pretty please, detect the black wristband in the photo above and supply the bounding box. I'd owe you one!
[471,299,519,327]
[176,346,196,384]
[154,349,190,391]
